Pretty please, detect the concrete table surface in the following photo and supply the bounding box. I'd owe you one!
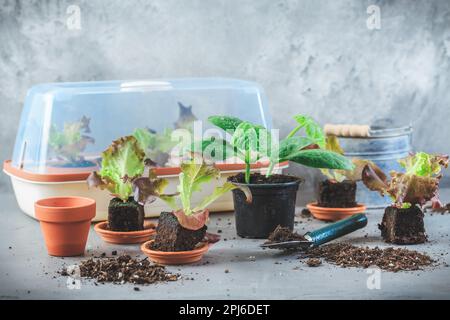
[1,191,450,300]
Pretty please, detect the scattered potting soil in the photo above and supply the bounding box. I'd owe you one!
[306,258,322,267]
[60,254,179,285]
[300,208,311,218]
[425,203,450,214]
[318,180,357,208]
[305,243,435,272]
[228,172,301,184]
[265,225,306,243]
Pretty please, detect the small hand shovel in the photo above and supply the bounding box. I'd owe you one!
[261,213,368,250]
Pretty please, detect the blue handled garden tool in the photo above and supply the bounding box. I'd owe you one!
[261,213,368,250]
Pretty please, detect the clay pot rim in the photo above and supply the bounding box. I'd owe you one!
[141,240,209,256]
[94,221,156,237]
[34,196,96,222]
[35,196,96,211]
[307,202,366,213]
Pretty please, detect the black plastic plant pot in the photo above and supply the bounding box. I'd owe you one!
[230,173,302,239]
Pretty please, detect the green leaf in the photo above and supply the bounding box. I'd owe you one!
[231,121,270,161]
[133,127,180,166]
[178,161,221,215]
[96,136,146,201]
[188,138,239,161]
[399,152,449,177]
[159,194,179,210]
[208,115,243,131]
[285,149,354,170]
[287,115,326,148]
[132,176,171,205]
[274,136,317,161]
[133,128,156,152]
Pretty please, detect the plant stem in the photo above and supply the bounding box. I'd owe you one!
[245,163,251,184]
[286,125,301,139]
[265,161,275,178]
[244,148,251,184]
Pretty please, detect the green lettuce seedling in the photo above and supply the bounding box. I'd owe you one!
[193,115,353,184]
[87,136,169,202]
[134,159,251,230]
[49,116,94,163]
[362,152,449,208]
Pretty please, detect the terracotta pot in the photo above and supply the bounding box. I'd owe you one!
[94,221,156,244]
[141,240,210,265]
[307,202,366,222]
[35,197,96,257]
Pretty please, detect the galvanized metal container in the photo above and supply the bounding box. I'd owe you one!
[339,123,413,208]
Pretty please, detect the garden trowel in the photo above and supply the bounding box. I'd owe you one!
[261,213,368,250]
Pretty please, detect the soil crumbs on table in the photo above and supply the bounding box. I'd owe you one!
[306,258,322,267]
[60,255,179,285]
[305,243,435,272]
[266,225,306,243]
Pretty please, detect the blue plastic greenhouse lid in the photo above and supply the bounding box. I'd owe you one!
[9,78,272,177]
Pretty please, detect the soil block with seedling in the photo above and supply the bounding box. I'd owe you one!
[194,114,353,238]
[108,197,144,231]
[379,205,427,244]
[317,135,384,210]
[153,212,207,252]
[363,152,449,244]
[88,136,170,232]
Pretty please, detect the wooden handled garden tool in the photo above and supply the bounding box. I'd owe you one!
[261,213,368,250]
[324,123,412,138]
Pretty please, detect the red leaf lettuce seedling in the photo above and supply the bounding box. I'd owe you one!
[362,152,449,208]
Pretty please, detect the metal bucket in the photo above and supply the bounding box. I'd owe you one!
[339,124,412,209]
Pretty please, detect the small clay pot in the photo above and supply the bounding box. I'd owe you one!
[141,240,210,265]
[94,221,156,244]
[35,197,96,257]
[307,202,366,221]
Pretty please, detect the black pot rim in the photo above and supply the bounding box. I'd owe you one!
[230,176,303,189]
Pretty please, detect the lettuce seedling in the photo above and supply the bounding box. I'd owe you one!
[362,152,449,208]
[133,102,198,166]
[133,127,178,166]
[49,116,95,163]
[87,136,169,202]
[194,115,353,184]
[134,159,251,230]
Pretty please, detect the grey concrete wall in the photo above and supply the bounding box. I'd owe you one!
[1,0,450,200]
